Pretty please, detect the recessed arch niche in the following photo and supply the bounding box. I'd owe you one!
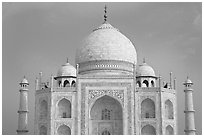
[141,98,155,118]
[39,100,48,120]
[166,125,174,135]
[57,98,71,118]
[141,124,156,135]
[57,124,71,135]
[89,95,123,135]
[165,99,174,119]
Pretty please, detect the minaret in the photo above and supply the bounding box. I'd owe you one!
[183,77,196,135]
[17,76,29,135]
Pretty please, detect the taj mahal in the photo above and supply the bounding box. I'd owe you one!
[16,6,196,135]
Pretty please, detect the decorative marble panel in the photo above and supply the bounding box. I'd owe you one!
[88,89,124,105]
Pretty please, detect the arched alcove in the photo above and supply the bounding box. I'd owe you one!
[102,129,111,135]
[39,100,48,120]
[141,98,155,118]
[142,80,149,87]
[71,80,76,87]
[39,125,47,135]
[57,124,71,135]
[63,80,70,87]
[137,81,141,87]
[166,125,174,135]
[151,80,154,87]
[57,98,71,118]
[90,95,123,135]
[141,125,156,135]
[165,99,174,119]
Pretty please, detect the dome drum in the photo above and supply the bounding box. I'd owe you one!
[78,60,135,74]
[54,75,76,80]
[136,75,158,79]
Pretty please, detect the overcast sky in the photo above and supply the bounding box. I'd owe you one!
[2,2,202,135]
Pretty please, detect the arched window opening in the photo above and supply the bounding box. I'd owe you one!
[71,80,76,87]
[137,81,141,87]
[58,81,61,87]
[39,100,48,120]
[165,100,174,119]
[151,80,154,87]
[101,108,111,120]
[142,80,149,87]
[57,125,71,135]
[141,98,155,118]
[39,125,47,135]
[141,125,156,135]
[63,80,70,87]
[57,98,71,118]
[166,125,174,135]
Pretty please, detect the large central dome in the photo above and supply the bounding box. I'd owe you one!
[75,22,137,74]
[76,22,137,64]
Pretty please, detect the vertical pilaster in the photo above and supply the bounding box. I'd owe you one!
[173,77,176,90]
[35,78,39,91]
[50,75,54,90]
[158,75,163,135]
[39,72,42,89]
[169,72,172,89]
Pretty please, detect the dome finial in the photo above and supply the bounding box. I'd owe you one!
[66,57,69,63]
[104,5,107,22]
[143,58,146,63]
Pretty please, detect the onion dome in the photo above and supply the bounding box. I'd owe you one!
[137,59,156,77]
[76,22,137,65]
[75,22,137,74]
[20,76,29,84]
[75,6,137,74]
[56,60,76,78]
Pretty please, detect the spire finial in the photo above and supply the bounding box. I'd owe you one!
[66,57,69,63]
[104,5,107,22]
[143,58,146,63]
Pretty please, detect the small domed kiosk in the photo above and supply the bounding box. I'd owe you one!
[136,59,157,87]
[55,59,76,87]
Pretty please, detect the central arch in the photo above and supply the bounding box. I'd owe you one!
[89,95,123,135]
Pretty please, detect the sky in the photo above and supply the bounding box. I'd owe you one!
[2,2,202,135]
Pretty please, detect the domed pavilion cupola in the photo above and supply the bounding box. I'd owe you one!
[54,59,76,87]
[75,6,137,75]
[136,58,157,87]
